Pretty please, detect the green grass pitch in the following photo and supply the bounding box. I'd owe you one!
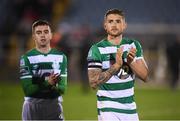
[0,82,180,120]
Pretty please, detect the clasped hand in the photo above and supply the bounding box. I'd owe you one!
[48,72,60,86]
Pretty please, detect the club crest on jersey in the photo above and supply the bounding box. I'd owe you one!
[52,61,60,74]
[87,49,92,59]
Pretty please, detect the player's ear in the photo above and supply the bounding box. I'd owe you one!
[104,21,107,30]
[32,33,35,40]
[123,21,127,30]
[50,32,53,39]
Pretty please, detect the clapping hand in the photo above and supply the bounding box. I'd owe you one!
[48,71,60,86]
[127,47,136,64]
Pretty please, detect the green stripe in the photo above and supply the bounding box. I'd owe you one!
[99,108,137,114]
[97,95,134,103]
[99,81,134,90]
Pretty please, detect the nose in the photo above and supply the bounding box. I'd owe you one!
[41,32,45,37]
[111,21,117,26]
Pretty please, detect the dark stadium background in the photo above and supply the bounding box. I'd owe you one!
[0,0,180,120]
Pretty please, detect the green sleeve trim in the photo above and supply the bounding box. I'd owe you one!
[134,40,143,57]
[87,45,102,61]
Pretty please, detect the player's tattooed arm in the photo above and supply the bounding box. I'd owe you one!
[88,68,101,89]
[88,47,124,89]
[88,64,120,89]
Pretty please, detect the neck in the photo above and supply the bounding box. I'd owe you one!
[36,45,51,54]
[107,34,122,45]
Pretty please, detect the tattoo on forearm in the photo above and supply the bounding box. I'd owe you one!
[107,64,119,75]
[98,72,110,83]
[98,64,119,84]
[88,64,120,88]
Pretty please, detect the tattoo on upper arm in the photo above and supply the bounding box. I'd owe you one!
[88,69,101,81]
[88,69,101,88]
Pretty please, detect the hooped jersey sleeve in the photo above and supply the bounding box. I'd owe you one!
[57,54,67,94]
[87,45,102,69]
[20,55,40,96]
[134,40,143,60]
[20,55,52,97]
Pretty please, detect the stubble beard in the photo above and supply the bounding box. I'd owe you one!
[107,30,122,38]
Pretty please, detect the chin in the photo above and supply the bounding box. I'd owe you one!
[40,43,47,47]
[110,33,120,37]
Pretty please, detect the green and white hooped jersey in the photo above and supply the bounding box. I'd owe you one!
[87,38,143,115]
[20,48,67,99]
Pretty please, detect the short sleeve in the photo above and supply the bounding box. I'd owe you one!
[134,40,143,59]
[87,45,102,69]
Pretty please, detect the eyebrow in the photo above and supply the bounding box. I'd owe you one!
[35,29,49,33]
[36,30,42,33]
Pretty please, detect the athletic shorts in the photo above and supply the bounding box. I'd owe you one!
[22,97,64,120]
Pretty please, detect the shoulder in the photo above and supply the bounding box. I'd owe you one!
[51,48,67,60]
[23,48,39,57]
[91,39,106,47]
[96,39,107,47]
[123,37,142,48]
[20,49,36,65]
[51,48,66,56]
[89,39,107,52]
[123,37,141,44]
[21,49,36,59]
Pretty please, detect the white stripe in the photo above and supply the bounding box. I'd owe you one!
[28,54,63,64]
[98,43,137,55]
[32,69,53,74]
[135,56,143,60]
[88,62,102,66]
[98,101,136,110]
[121,43,136,52]
[24,96,63,102]
[98,47,117,54]
[102,61,110,69]
[20,75,32,79]
[99,112,139,120]
[97,87,134,98]
[61,74,67,77]
[88,67,101,70]
[106,75,134,84]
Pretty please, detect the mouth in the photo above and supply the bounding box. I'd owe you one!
[41,39,46,42]
[111,29,118,31]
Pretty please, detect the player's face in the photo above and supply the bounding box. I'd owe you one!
[33,25,52,47]
[104,14,127,37]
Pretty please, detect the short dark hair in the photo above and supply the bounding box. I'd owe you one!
[104,8,125,20]
[32,20,51,33]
